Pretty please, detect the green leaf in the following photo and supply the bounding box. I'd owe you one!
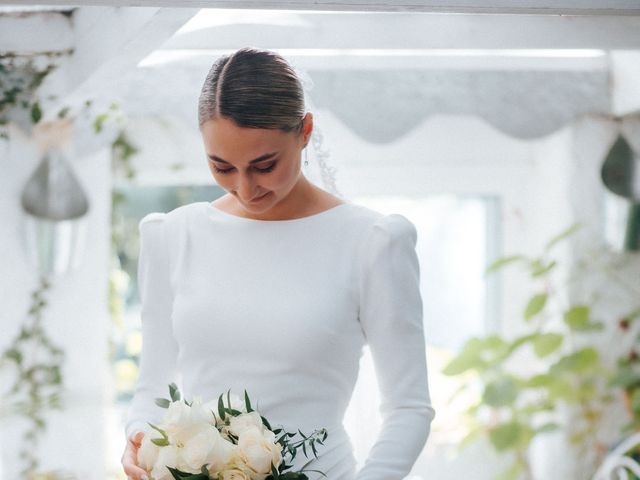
[484,255,527,275]
[245,389,253,412]
[147,422,168,438]
[151,437,169,446]
[57,106,70,118]
[93,112,109,133]
[609,367,640,389]
[482,377,518,407]
[155,398,171,408]
[218,393,226,421]
[169,382,181,402]
[489,422,522,452]
[550,348,599,375]
[3,348,23,364]
[166,466,209,479]
[524,293,547,321]
[632,389,640,415]
[547,379,578,401]
[506,333,538,355]
[533,333,563,358]
[544,222,582,252]
[525,374,555,388]
[563,305,590,330]
[536,422,560,434]
[30,101,42,124]
[495,460,521,480]
[261,415,273,431]
[442,338,485,375]
[530,259,557,277]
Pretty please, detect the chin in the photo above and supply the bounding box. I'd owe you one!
[244,192,273,208]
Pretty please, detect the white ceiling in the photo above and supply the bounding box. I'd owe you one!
[1,5,639,145]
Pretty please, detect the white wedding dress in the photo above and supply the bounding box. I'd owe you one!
[125,200,435,480]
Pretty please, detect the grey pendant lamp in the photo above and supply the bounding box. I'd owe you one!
[601,132,640,252]
[20,119,90,277]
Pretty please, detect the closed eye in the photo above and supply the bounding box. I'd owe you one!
[212,161,277,174]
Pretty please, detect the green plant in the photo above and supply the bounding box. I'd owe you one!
[0,52,65,139]
[0,276,64,476]
[1,50,136,476]
[609,307,640,433]
[442,223,634,480]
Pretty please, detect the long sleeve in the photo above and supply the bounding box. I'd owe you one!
[354,214,436,480]
[124,212,180,441]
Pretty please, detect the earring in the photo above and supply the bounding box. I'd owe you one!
[304,145,309,167]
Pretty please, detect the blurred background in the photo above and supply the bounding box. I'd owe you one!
[1,2,640,479]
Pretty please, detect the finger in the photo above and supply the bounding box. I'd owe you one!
[123,462,149,480]
[129,430,145,447]
[122,462,148,480]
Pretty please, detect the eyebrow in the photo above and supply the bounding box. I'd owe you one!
[207,151,278,165]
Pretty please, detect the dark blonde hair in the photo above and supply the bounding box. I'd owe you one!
[198,46,306,135]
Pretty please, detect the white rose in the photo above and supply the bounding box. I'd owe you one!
[150,444,180,480]
[235,426,283,480]
[228,411,264,437]
[163,400,213,446]
[178,426,236,475]
[220,468,251,480]
[222,452,259,480]
[137,433,160,471]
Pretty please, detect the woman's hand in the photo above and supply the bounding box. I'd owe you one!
[121,431,149,480]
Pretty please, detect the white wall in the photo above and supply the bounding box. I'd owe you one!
[0,125,112,478]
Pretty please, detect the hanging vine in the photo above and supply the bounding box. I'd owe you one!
[0,49,138,479]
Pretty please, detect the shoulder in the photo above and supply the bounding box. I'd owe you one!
[345,202,417,245]
[138,202,203,233]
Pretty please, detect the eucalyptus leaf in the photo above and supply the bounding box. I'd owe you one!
[218,394,226,421]
[245,389,253,412]
[169,382,181,402]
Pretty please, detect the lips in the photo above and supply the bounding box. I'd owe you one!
[250,192,269,202]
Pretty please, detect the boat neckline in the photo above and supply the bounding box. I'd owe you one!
[201,200,352,224]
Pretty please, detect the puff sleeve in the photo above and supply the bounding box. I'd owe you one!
[124,213,180,441]
[354,214,436,480]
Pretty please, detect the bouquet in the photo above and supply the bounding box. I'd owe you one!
[136,383,328,480]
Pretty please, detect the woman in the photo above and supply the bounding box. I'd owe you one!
[121,46,435,480]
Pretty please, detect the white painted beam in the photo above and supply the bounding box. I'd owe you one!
[0,10,73,54]
[140,49,610,72]
[162,12,640,50]
[610,50,640,116]
[39,6,198,120]
[3,0,640,15]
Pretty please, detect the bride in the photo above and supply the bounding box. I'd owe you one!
[121,46,435,480]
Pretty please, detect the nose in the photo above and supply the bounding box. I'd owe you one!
[235,173,259,202]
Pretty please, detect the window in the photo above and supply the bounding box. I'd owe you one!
[343,194,500,477]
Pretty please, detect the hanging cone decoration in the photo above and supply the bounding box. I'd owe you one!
[601,133,640,252]
[20,147,90,276]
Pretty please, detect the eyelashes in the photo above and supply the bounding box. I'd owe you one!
[212,162,277,175]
